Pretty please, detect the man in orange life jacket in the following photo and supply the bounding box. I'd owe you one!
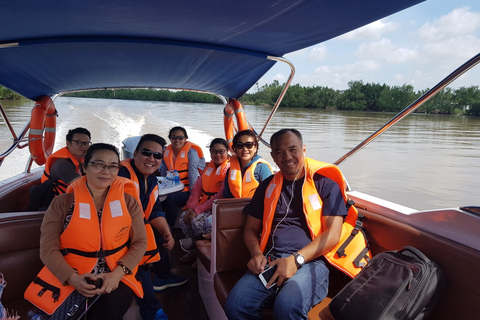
[224,128,348,320]
[118,134,187,318]
[28,127,91,211]
[42,127,91,191]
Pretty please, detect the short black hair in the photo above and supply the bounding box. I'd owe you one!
[270,128,303,149]
[208,138,229,151]
[66,127,91,141]
[168,126,188,139]
[136,134,167,151]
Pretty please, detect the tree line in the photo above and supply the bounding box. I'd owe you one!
[2,81,480,116]
[242,81,480,116]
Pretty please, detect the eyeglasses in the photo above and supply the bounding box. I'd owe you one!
[171,135,185,140]
[140,148,163,159]
[211,149,227,155]
[235,142,255,150]
[71,140,92,147]
[88,161,120,172]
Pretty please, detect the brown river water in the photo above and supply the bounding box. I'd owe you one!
[1,97,479,211]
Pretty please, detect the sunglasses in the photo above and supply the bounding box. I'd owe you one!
[140,148,163,159]
[235,142,255,150]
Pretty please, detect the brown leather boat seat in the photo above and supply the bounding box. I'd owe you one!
[0,211,44,319]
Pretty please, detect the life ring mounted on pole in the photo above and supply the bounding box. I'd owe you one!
[223,98,250,150]
[28,96,57,166]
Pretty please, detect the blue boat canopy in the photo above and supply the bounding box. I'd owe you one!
[0,0,424,101]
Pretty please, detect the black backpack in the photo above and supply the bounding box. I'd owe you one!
[329,246,445,320]
[28,172,68,211]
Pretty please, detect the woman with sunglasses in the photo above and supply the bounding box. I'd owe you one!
[177,138,231,260]
[223,130,273,199]
[27,143,147,320]
[160,126,206,228]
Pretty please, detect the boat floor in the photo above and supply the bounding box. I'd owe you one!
[141,228,209,320]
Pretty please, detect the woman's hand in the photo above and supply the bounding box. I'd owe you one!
[96,267,124,295]
[183,208,196,225]
[68,273,101,297]
[162,231,175,251]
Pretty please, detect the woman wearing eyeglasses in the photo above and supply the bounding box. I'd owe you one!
[26,143,147,320]
[178,138,231,257]
[223,130,273,199]
[160,126,206,228]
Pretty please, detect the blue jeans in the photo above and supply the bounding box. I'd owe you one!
[224,254,329,320]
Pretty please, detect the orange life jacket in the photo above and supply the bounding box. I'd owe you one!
[228,156,272,198]
[163,141,204,191]
[198,159,230,205]
[40,147,81,194]
[120,159,161,264]
[260,158,371,278]
[25,176,143,315]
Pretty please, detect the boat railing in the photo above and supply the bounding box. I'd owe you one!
[0,102,32,170]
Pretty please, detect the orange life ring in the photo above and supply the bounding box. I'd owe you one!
[223,99,249,149]
[28,96,57,166]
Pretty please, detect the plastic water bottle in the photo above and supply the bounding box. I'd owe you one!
[165,170,174,187]
[173,170,180,186]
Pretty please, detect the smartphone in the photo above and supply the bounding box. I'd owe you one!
[258,265,277,289]
[84,277,103,289]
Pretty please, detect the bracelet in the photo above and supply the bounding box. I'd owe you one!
[118,263,131,275]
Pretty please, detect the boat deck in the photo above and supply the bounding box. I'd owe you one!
[154,228,210,320]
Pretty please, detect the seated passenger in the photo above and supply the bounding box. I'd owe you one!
[28,127,91,210]
[178,138,230,260]
[223,130,273,199]
[160,126,206,228]
[119,134,179,318]
[224,129,348,319]
[25,143,147,320]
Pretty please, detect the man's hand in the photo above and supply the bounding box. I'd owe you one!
[162,231,175,251]
[267,255,298,288]
[247,253,268,275]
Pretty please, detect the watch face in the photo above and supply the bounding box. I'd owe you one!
[295,253,305,266]
[297,255,305,264]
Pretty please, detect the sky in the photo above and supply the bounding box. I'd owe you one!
[257,0,480,92]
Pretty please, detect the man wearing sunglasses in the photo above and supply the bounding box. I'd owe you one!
[29,127,91,210]
[225,128,350,320]
[119,134,187,320]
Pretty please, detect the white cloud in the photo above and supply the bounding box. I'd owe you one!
[417,7,480,42]
[307,44,328,62]
[339,19,400,40]
[354,38,418,63]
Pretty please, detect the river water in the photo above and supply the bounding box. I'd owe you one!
[1,97,479,211]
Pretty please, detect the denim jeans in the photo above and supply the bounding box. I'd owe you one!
[224,254,329,320]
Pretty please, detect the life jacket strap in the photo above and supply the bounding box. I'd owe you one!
[60,240,130,258]
[353,246,371,268]
[44,171,69,195]
[33,276,60,302]
[336,213,367,258]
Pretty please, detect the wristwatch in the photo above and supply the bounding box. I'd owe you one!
[293,252,305,268]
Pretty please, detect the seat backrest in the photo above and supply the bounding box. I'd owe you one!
[0,211,44,304]
[212,198,251,274]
